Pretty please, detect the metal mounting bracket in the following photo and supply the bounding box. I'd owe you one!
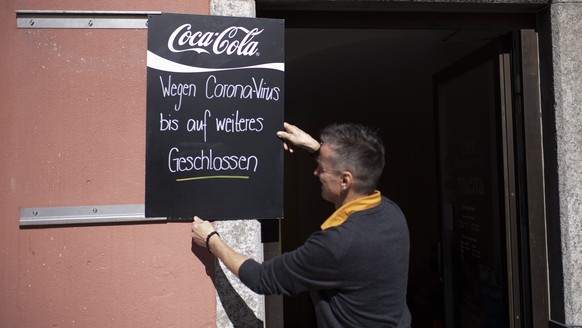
[16,10,160,29]
[20,204,166,226]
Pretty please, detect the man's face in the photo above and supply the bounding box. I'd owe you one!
[314,143,342,207]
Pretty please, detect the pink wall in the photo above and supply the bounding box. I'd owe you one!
[0,1,218,327]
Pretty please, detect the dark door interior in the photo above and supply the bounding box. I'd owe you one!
[257,10,535,327]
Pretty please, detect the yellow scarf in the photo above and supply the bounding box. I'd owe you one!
[320,190,381,230]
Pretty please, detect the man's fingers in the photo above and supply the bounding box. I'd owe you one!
[282,142,294,153]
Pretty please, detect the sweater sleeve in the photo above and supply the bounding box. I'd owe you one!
[237,229,347,296]
[238,259,262,290]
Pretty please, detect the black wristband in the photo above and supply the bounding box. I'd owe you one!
[205,231,220,253]
[310,143,322,158]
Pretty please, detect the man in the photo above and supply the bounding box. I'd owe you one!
[192,122,411,327]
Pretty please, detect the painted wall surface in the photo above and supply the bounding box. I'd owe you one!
[0,1,218,327]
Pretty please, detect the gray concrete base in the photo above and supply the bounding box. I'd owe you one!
[214,220,264,328]
[209,2,267,327]
[551,2,582,326]
[211,0,256,18]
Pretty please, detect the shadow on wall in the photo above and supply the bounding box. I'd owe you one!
[215,264,264,328]
[191,238,263,327]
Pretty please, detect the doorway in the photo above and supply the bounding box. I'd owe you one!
[258,10,539,328]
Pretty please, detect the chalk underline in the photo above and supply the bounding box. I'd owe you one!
[176,175,250,182]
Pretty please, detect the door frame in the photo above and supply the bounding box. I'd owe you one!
[515,29,549,328]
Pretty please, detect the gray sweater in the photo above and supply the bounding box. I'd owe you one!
[239,196,411,327]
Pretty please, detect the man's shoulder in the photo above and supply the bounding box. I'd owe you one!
[353,195,405,217]
[345,196,408,232]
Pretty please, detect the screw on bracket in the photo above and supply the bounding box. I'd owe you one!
[29,19,34,26]
[88,20,93,27]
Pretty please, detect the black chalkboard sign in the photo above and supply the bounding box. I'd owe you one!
[145,13,284,220]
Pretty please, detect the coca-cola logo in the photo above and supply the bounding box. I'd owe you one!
[167,24,263,56]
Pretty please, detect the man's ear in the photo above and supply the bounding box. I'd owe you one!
[340,172,353,189]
